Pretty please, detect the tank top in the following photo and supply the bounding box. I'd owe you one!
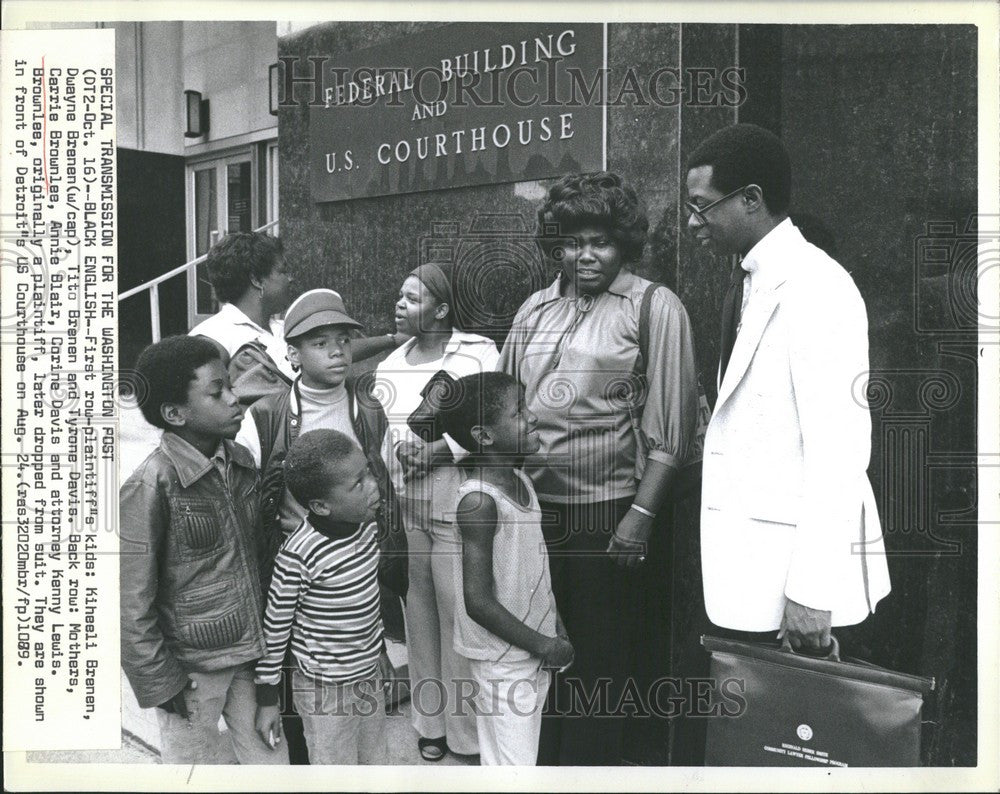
[452,469,558,662]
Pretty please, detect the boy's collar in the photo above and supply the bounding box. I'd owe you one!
[290,375,357,420]
[307,511,366,540]
[297,379,349,401]
[160,432,255,488]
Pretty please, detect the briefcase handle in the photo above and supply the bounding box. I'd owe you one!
[779,634,840,661]
[702,634,936,695]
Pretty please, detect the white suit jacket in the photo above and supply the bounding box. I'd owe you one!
[700,219,891,631]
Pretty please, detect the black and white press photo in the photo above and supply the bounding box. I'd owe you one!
[1,1,997,791]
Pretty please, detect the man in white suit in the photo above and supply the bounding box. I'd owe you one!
[686,124,891,652]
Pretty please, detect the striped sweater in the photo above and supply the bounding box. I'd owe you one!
[254,516,383,688]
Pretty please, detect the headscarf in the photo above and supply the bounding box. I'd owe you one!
[409,263,456,327]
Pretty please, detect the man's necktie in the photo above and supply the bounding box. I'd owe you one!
[719,262,746,383]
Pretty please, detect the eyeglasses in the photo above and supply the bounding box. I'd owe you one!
[684,185,752,225]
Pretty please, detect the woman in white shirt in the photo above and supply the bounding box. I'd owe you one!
[188,231,297,399]
[190,231,406,406]
[375,263,499,761]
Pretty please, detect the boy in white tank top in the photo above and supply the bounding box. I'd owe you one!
[442,372,575,765]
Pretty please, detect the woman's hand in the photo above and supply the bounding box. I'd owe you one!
[396,438,433,482]
[396,437,453,482]
[607,507,654,569]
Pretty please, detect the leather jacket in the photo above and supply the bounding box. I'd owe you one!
[119,433,268,709]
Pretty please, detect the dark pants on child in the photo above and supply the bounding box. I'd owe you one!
[279,660,310,764]
[537,498,661,766]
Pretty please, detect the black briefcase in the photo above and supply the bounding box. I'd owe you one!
[701,635,936,767]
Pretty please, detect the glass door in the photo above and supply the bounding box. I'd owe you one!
[266,141,280,228]
[186,151,257,329]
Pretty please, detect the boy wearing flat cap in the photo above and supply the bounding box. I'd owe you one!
[237,289,401,555]
[235,289,407,759]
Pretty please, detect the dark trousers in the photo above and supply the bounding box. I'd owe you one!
[279,661,310,764]
[282,713,309,765]
[537,498,667,766]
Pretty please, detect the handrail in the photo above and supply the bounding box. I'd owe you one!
[118,219,279,300]
[117,219,279,342]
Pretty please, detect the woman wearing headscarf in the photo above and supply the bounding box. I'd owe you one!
[500,172,700,765]
[374,263,499,761]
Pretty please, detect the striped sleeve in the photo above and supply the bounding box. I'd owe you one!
[254,542,308,686]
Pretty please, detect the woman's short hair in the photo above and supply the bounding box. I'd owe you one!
[204,231,285,304]
[536,171,649,263]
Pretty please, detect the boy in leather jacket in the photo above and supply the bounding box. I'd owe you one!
[119,335,289,764]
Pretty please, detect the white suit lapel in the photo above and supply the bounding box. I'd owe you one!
[714,281,786,412]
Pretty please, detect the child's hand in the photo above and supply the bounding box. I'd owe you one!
[255,704,283,749]
[157,679,195,720]
[540,635,575,669]
[377,650,396,692]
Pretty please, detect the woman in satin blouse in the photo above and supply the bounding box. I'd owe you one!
[499,171,700,765]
